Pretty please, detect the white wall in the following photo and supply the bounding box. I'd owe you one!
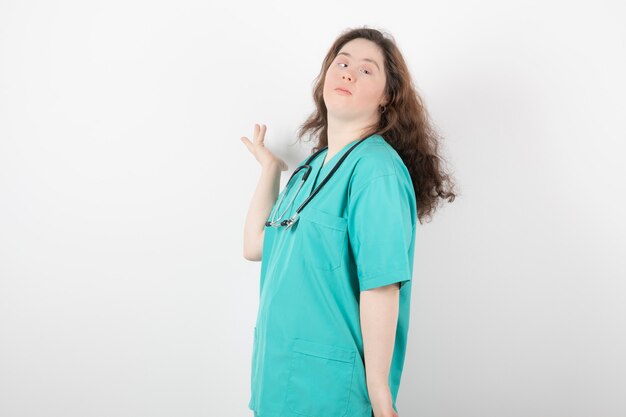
[1,1,624,416]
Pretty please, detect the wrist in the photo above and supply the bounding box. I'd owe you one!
[261,160,281,172]
[367,381,391,404]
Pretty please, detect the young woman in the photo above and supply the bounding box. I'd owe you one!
[241,27,456,417]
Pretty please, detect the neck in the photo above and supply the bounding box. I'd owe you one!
[325,114,377,162]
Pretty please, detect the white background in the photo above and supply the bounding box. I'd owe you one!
[1,1,625,416]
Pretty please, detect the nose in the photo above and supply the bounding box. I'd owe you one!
[341,72,353,82]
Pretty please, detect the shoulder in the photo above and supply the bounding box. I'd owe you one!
[348,134,413,194]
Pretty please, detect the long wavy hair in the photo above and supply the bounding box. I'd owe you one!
[296,26,457,224]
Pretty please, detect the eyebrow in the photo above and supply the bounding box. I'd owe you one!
[336,52,381,71]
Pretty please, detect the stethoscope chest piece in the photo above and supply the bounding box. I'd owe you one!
[282,212,300,229]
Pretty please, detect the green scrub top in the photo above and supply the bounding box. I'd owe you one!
[248,134,417,417]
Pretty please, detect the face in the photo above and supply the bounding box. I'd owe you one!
[323,38,388,121]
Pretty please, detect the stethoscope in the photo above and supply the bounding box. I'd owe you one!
[265,135,371,229]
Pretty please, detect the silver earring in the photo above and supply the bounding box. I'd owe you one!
[379,105,387,114]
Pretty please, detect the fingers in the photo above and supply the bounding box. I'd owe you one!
[254,123,267,145]
[241,123,266,153]
[240,136,253,152]
[253,123,259,143]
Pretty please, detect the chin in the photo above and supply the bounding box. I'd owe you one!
[326,106,355,120]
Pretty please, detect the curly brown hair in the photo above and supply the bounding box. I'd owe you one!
[296,26,458,224]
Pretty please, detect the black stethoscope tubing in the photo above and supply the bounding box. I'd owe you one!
[265,135,371,228]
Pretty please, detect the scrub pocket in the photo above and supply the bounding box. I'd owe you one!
[298,206,348,271]
[285,338,356,417]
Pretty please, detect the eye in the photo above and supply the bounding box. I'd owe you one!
[337,62,372,75]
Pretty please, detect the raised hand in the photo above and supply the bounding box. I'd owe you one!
[240,123,288,171]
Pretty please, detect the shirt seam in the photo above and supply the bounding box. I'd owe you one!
[350,173,397,199]
[359,266,411,282]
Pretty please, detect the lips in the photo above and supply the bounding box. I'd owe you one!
[335,87,352,95]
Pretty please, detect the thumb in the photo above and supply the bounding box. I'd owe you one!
[240,137,254,152]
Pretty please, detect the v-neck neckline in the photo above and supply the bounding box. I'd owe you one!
[320,139,358,170]
[311,139,360,189]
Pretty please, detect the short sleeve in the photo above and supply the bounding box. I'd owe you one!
[347,173,415,291]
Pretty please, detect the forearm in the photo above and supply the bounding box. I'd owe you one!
[360,283,400,403]
[243,162,282,258]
